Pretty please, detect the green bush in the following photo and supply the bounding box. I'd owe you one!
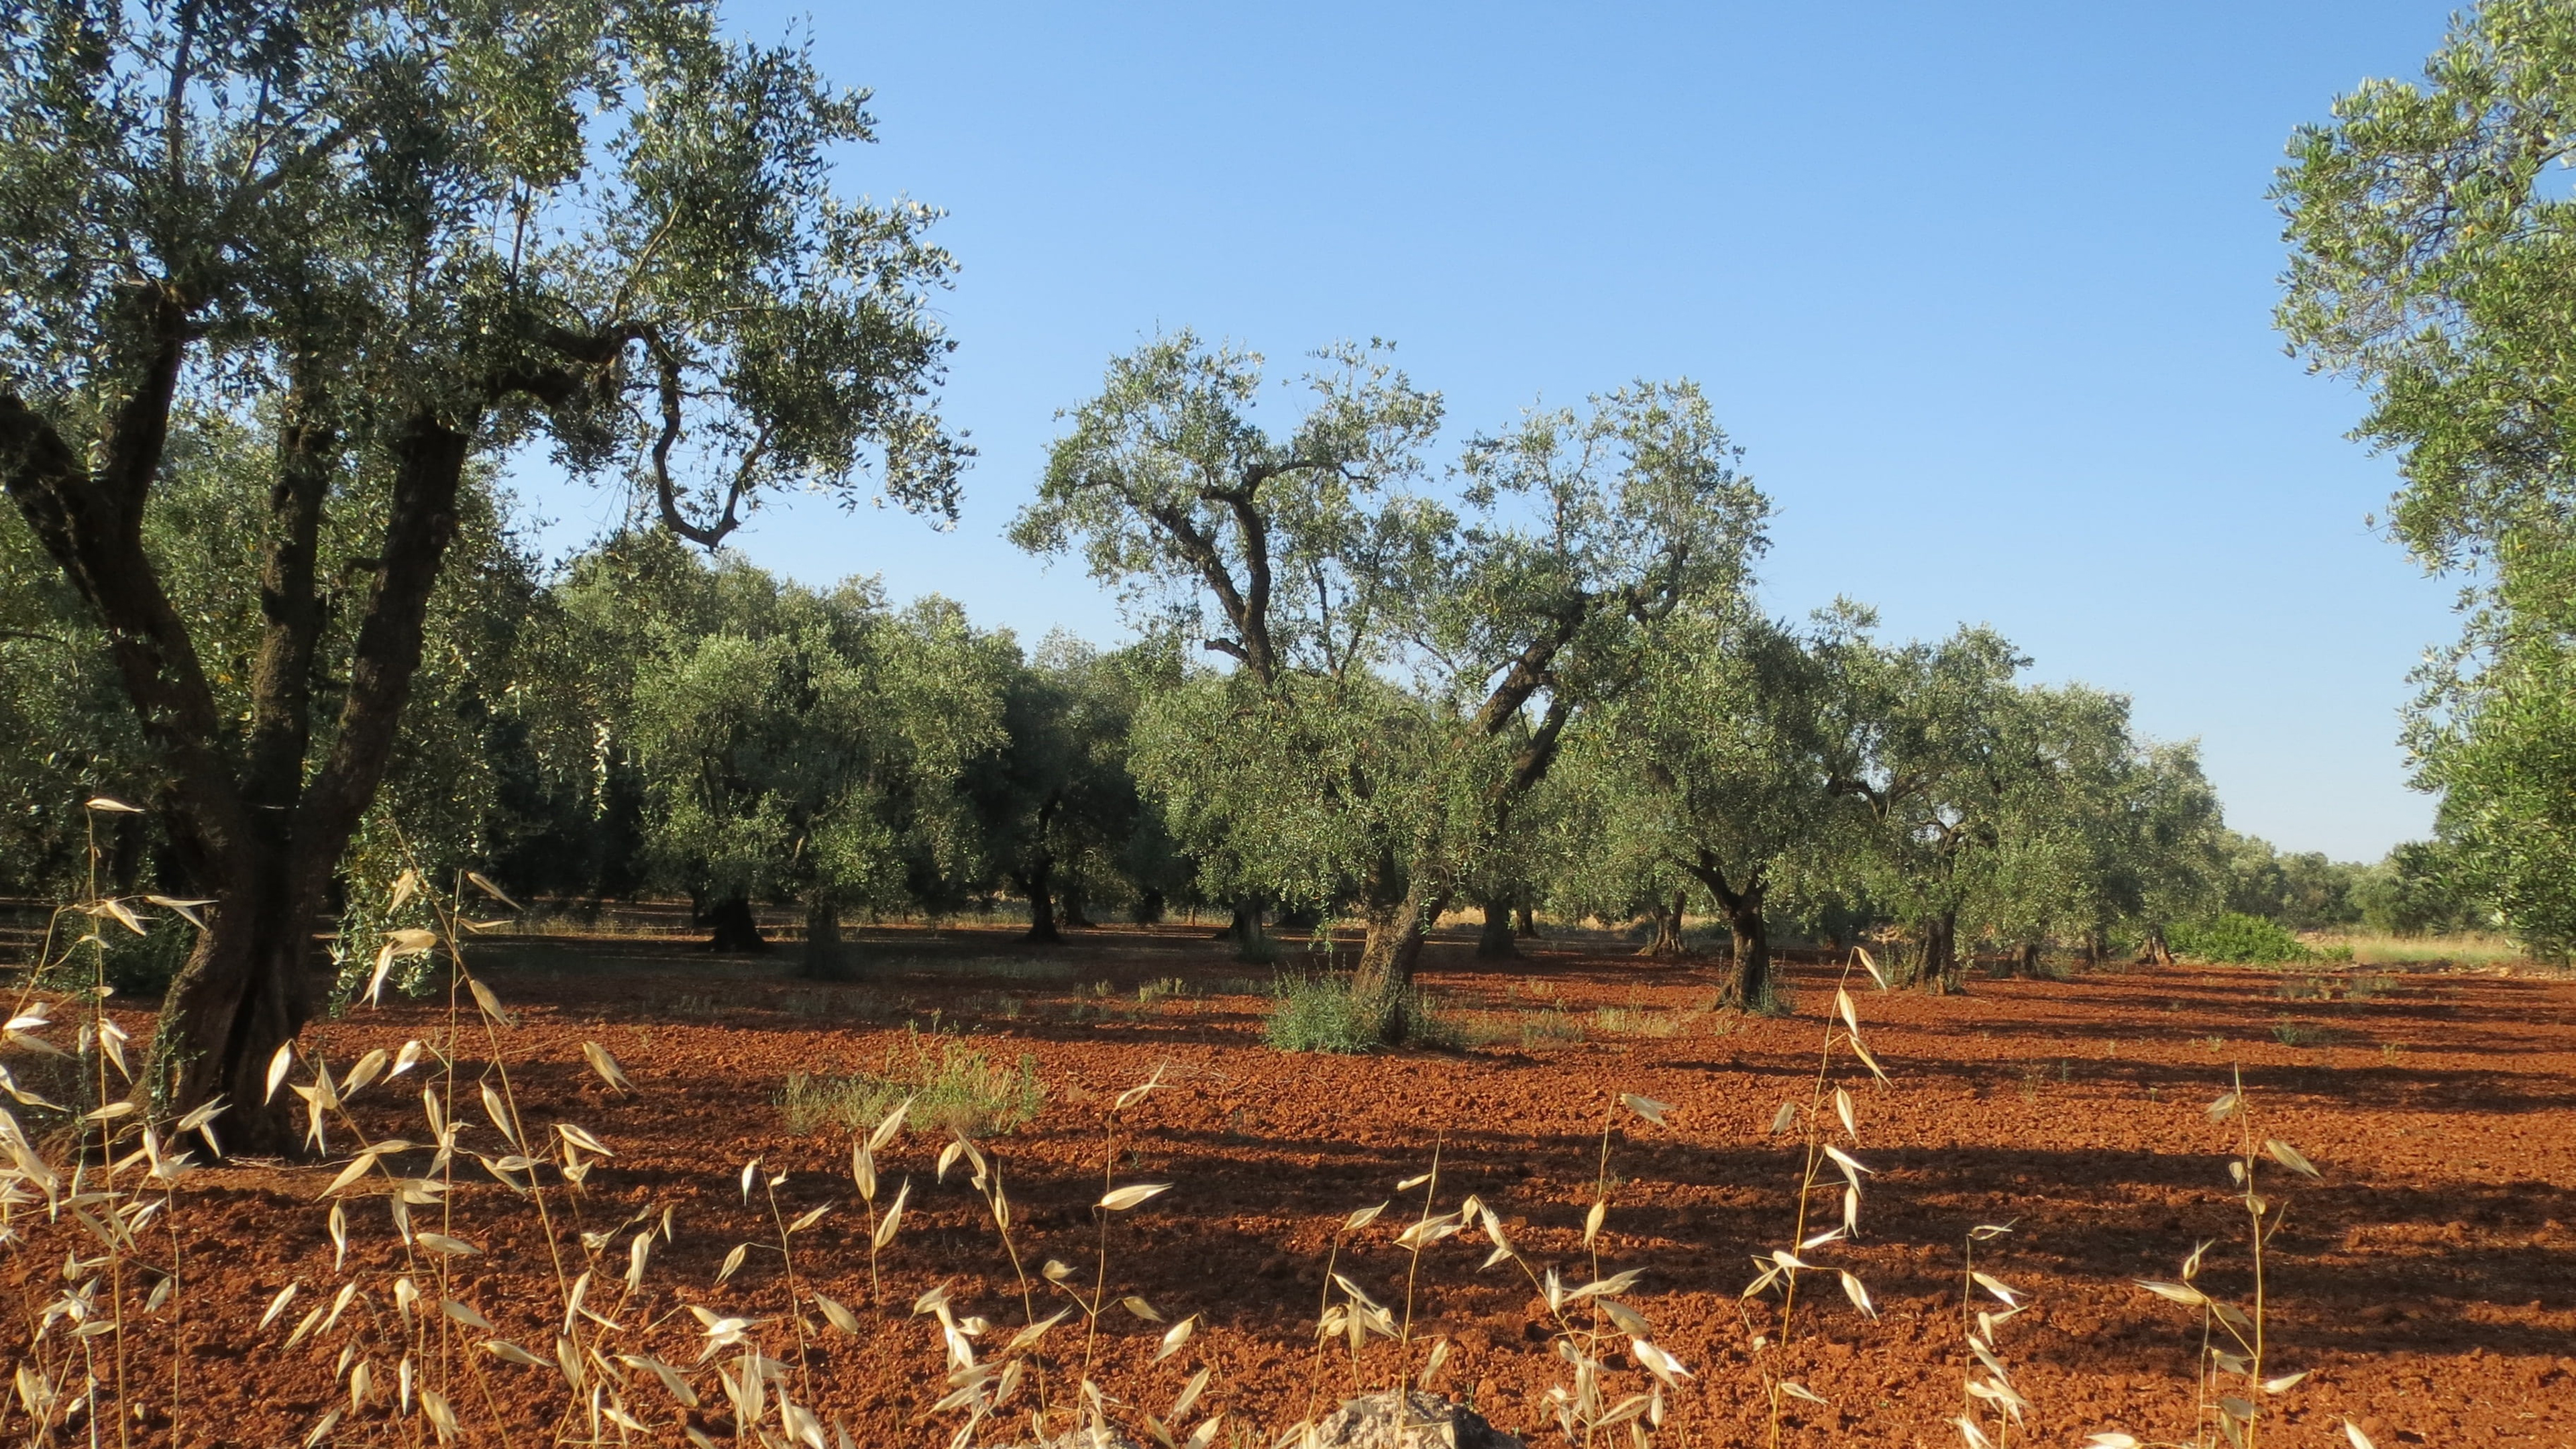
[2168,912,2312,965]
[1263,973,1456,1053]
[1264,972,1375,1053]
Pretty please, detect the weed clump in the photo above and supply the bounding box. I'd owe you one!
[780,1030,1045,1136]
[1263,973,1456,1053]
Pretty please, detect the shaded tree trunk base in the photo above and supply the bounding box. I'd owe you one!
[1476,897,1519,959]
[1636,890,1690,959]
[703,897,769,954]
[1917,914,1964,992]
[802,898,860,981]
[1718,910,1774,1012]
[1213,901,1260,942]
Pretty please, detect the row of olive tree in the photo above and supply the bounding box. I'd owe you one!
[1006,335,2250,1035]
[1536,606,2232,1005]
[1011,337,1770,1040]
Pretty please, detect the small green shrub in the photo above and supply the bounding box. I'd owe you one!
[779,1029,1044,1137]
[2271,1018,2316,1047]
[1262,973,1455,1053]
[2345,971,2399,1001]
[1743,977,1795,1017]
[1264,973,1377,1053]
[2169,913,2312,965]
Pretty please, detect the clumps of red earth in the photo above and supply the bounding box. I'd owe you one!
[4,922,2571,1446]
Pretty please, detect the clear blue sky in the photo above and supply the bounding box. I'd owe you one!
[517,1,2465,861]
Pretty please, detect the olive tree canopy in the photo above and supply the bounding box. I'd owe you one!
[0,0,963,1146]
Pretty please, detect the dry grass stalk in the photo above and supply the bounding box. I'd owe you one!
[1739,947,1893,1449]
[2129,1067,2324,1449]
[1951,1222,2029,1448]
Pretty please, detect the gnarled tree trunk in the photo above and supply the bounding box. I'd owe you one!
[1638,889,1688,959]
[1060,878,1095,929]
[704,896,769,953]
[1476,892,1519,959]
[1017,857,1060,943]
[1514,892,1540,939]
[1214,899,1259,941]
[1348,861,1445,1044]
[1680,852,1772,1008]
[1919,911,1962,991]
[7,341,474,1150]
[802,896,853,980]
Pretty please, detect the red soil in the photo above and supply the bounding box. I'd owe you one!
[10,926,2575,1447]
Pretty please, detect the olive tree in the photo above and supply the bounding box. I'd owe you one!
[1017,333,1766,1040]
[967,635,1164,941]
[2276,0,2576,955]
[625,578,1006,977]
[0,0,963,1145]
[1571,606,1869,1005]
[1828,626,2038,991]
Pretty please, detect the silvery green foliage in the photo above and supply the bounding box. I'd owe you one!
[0,0,967,543]
[615,567,1012,919]
[1017,335,1769,957]
[2276,2,2576,955]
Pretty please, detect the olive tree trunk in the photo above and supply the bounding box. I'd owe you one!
[1475,892,1519,959]
[1017,852,1061,943]
[5,351,472,1151]
[1638,889,1689,959]
[704,896,769,953]
[1919,911,1963,992]
[1349,873,1446,1046]
[802,896,855,980]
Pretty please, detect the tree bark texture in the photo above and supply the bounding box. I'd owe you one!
[1020,793,1062,942]
[1348,860,1444,1045]
[1638,889,1689,959]
[1919,912,1962,992]
[1681,851,1772,1008]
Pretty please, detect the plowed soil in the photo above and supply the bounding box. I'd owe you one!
[12,924,2575,1447]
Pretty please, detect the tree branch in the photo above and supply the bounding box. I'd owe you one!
[292,409,472,894]
[0,288,248,880]
[241,362,336,815]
